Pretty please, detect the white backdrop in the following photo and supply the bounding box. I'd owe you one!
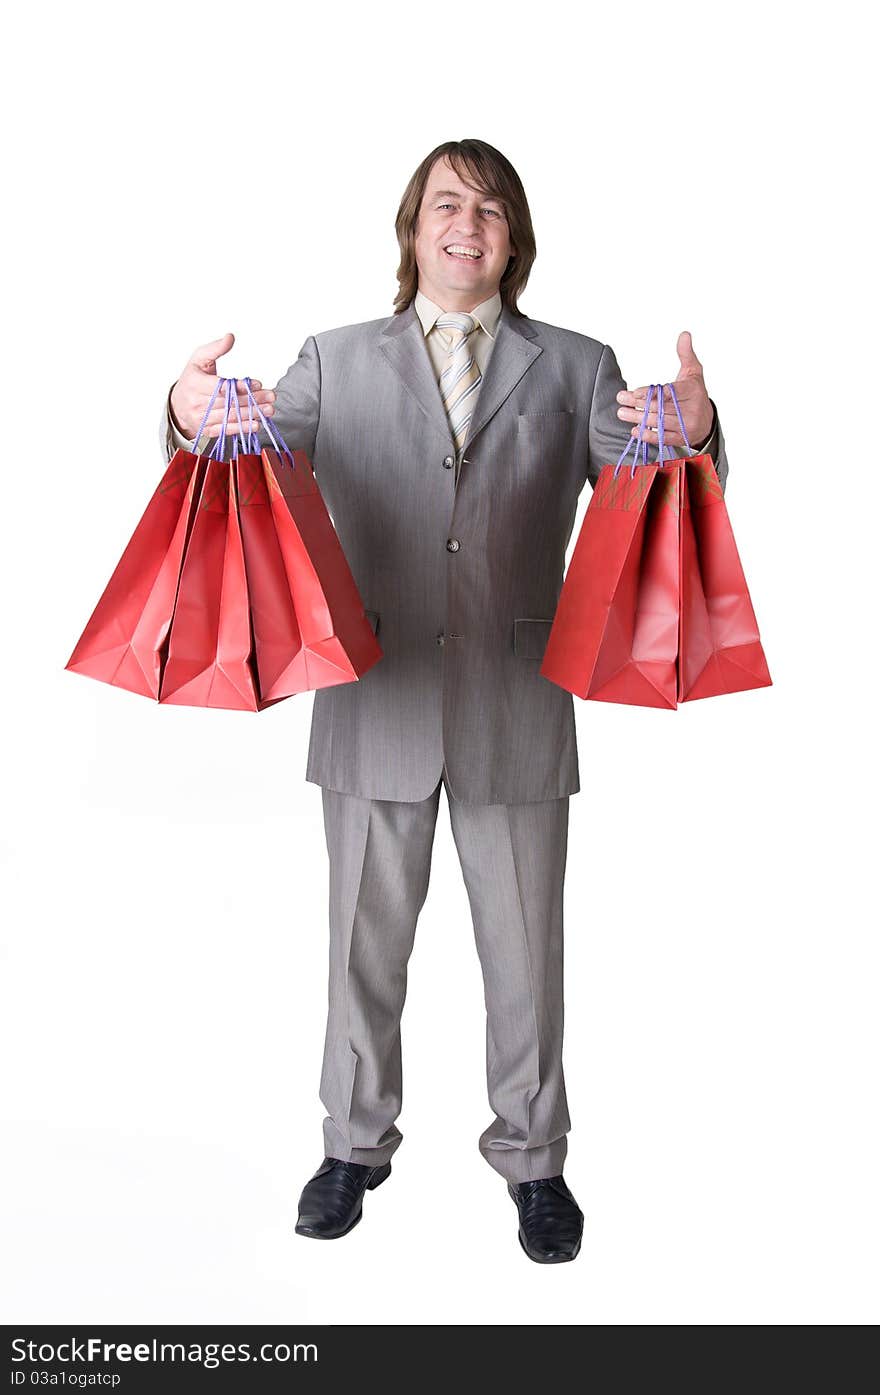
[2,0,875,1327]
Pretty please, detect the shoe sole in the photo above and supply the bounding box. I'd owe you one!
[516,1227,582,1264]
[295,1161,392,1240]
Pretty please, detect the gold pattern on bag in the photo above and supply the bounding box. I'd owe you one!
[592,463,655,511]
[199,460,231,512]
[686,457,724,506]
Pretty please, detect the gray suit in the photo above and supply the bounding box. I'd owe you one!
[160,302,728,1179]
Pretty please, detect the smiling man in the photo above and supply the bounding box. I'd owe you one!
[162,139,727,1264]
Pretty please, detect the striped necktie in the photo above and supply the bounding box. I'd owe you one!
[436,311,482,458]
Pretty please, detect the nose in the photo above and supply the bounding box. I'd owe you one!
[453,211,479,237]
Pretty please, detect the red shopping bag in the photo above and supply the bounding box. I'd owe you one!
[541,382,771,708]
[540,450,683,708]
[233,447,304,699]
[159,450,268,710]
[678,454,772,701]
[239,379,382,699]
[65,445,206,699]
[66,375,383,710]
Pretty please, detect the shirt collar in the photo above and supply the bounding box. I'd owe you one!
[414,288,502,340]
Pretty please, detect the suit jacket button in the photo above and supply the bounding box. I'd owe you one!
[446,538,461,552]
[436,633,446,645]
[442,455,454,469]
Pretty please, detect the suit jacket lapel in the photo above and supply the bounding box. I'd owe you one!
[379,301,452,445]
[378,300,543,451]
[463,303,542,452]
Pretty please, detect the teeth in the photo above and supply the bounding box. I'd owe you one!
[445,246,481,258]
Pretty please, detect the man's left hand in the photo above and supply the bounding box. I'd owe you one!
[615,331,714,450]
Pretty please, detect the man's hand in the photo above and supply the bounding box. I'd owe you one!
[614,330,714,449]
[169,332,276,439]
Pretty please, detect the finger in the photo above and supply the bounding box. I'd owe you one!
[193,405,275,437]
[223,382,275,404]
[202,415,277,438]
[189,333,236,373]
[189,386,275,419]
[616,383,683,411]
[676,329,703,374]
[202,401,275,425]
[616,386,649,409]
[192,380,273,402]
[630,426,686,445]
[229,381,274,402]
[617,399,680,428]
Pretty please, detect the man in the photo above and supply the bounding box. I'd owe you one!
[161,139,727,1264]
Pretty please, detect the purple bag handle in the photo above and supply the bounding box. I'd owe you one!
[227,379,250,461]
[241,378,294,466]
[208,379,236,462]
[614,384,657,479]
[207,379,229,462]
[613,379,694,478]
[190,376,225,451]
[190,376,263,461]
[240,377,266,455]
[657,381,693,462]
[242,378,259,454]
[226,377,264,459]
[666,381,693,456]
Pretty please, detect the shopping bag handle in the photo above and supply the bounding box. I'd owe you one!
[658,382,693,461]
[241,377,295,466]
[190,376,268,461]
[208,379,232,461]
[198,375,296,465]
[208,378,248,463]
[613,380,693,479]
[227,379,256,461]
[188,376,243,461]
[191,375,225,452]
[239,380,259,456]
[226,378,261,459]
[614,384,657,478]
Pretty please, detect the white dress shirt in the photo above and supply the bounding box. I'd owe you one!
[414,287,501,381]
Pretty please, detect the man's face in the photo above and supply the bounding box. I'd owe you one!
[413,155,516,311]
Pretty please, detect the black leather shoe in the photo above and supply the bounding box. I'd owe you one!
[295,1156,392,1239]
[508,1175,584,1263]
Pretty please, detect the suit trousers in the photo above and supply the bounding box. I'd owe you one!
[318,772,571,1183]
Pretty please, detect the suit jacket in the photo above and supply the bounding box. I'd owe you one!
[161,301,728,804]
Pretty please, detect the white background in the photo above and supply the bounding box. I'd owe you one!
[2,0,875,1327]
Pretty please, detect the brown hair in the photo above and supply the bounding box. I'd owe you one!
[392,139,536,317]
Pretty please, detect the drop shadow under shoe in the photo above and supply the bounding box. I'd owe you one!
[295,1156,392,1239]
[508,1175,584,1264]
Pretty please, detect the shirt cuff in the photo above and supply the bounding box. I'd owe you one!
[166,383,200,452]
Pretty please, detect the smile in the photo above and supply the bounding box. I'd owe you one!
[444,245,483,260]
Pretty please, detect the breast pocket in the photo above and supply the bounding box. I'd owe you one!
[516,409,577,464]
[516,409,577,429]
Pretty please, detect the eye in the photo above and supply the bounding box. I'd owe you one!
[436,203,454,210]
[481,208,501,217]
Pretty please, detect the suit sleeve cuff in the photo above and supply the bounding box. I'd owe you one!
[691,400,718,456]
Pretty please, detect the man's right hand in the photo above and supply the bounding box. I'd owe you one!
[169,332,276,438]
